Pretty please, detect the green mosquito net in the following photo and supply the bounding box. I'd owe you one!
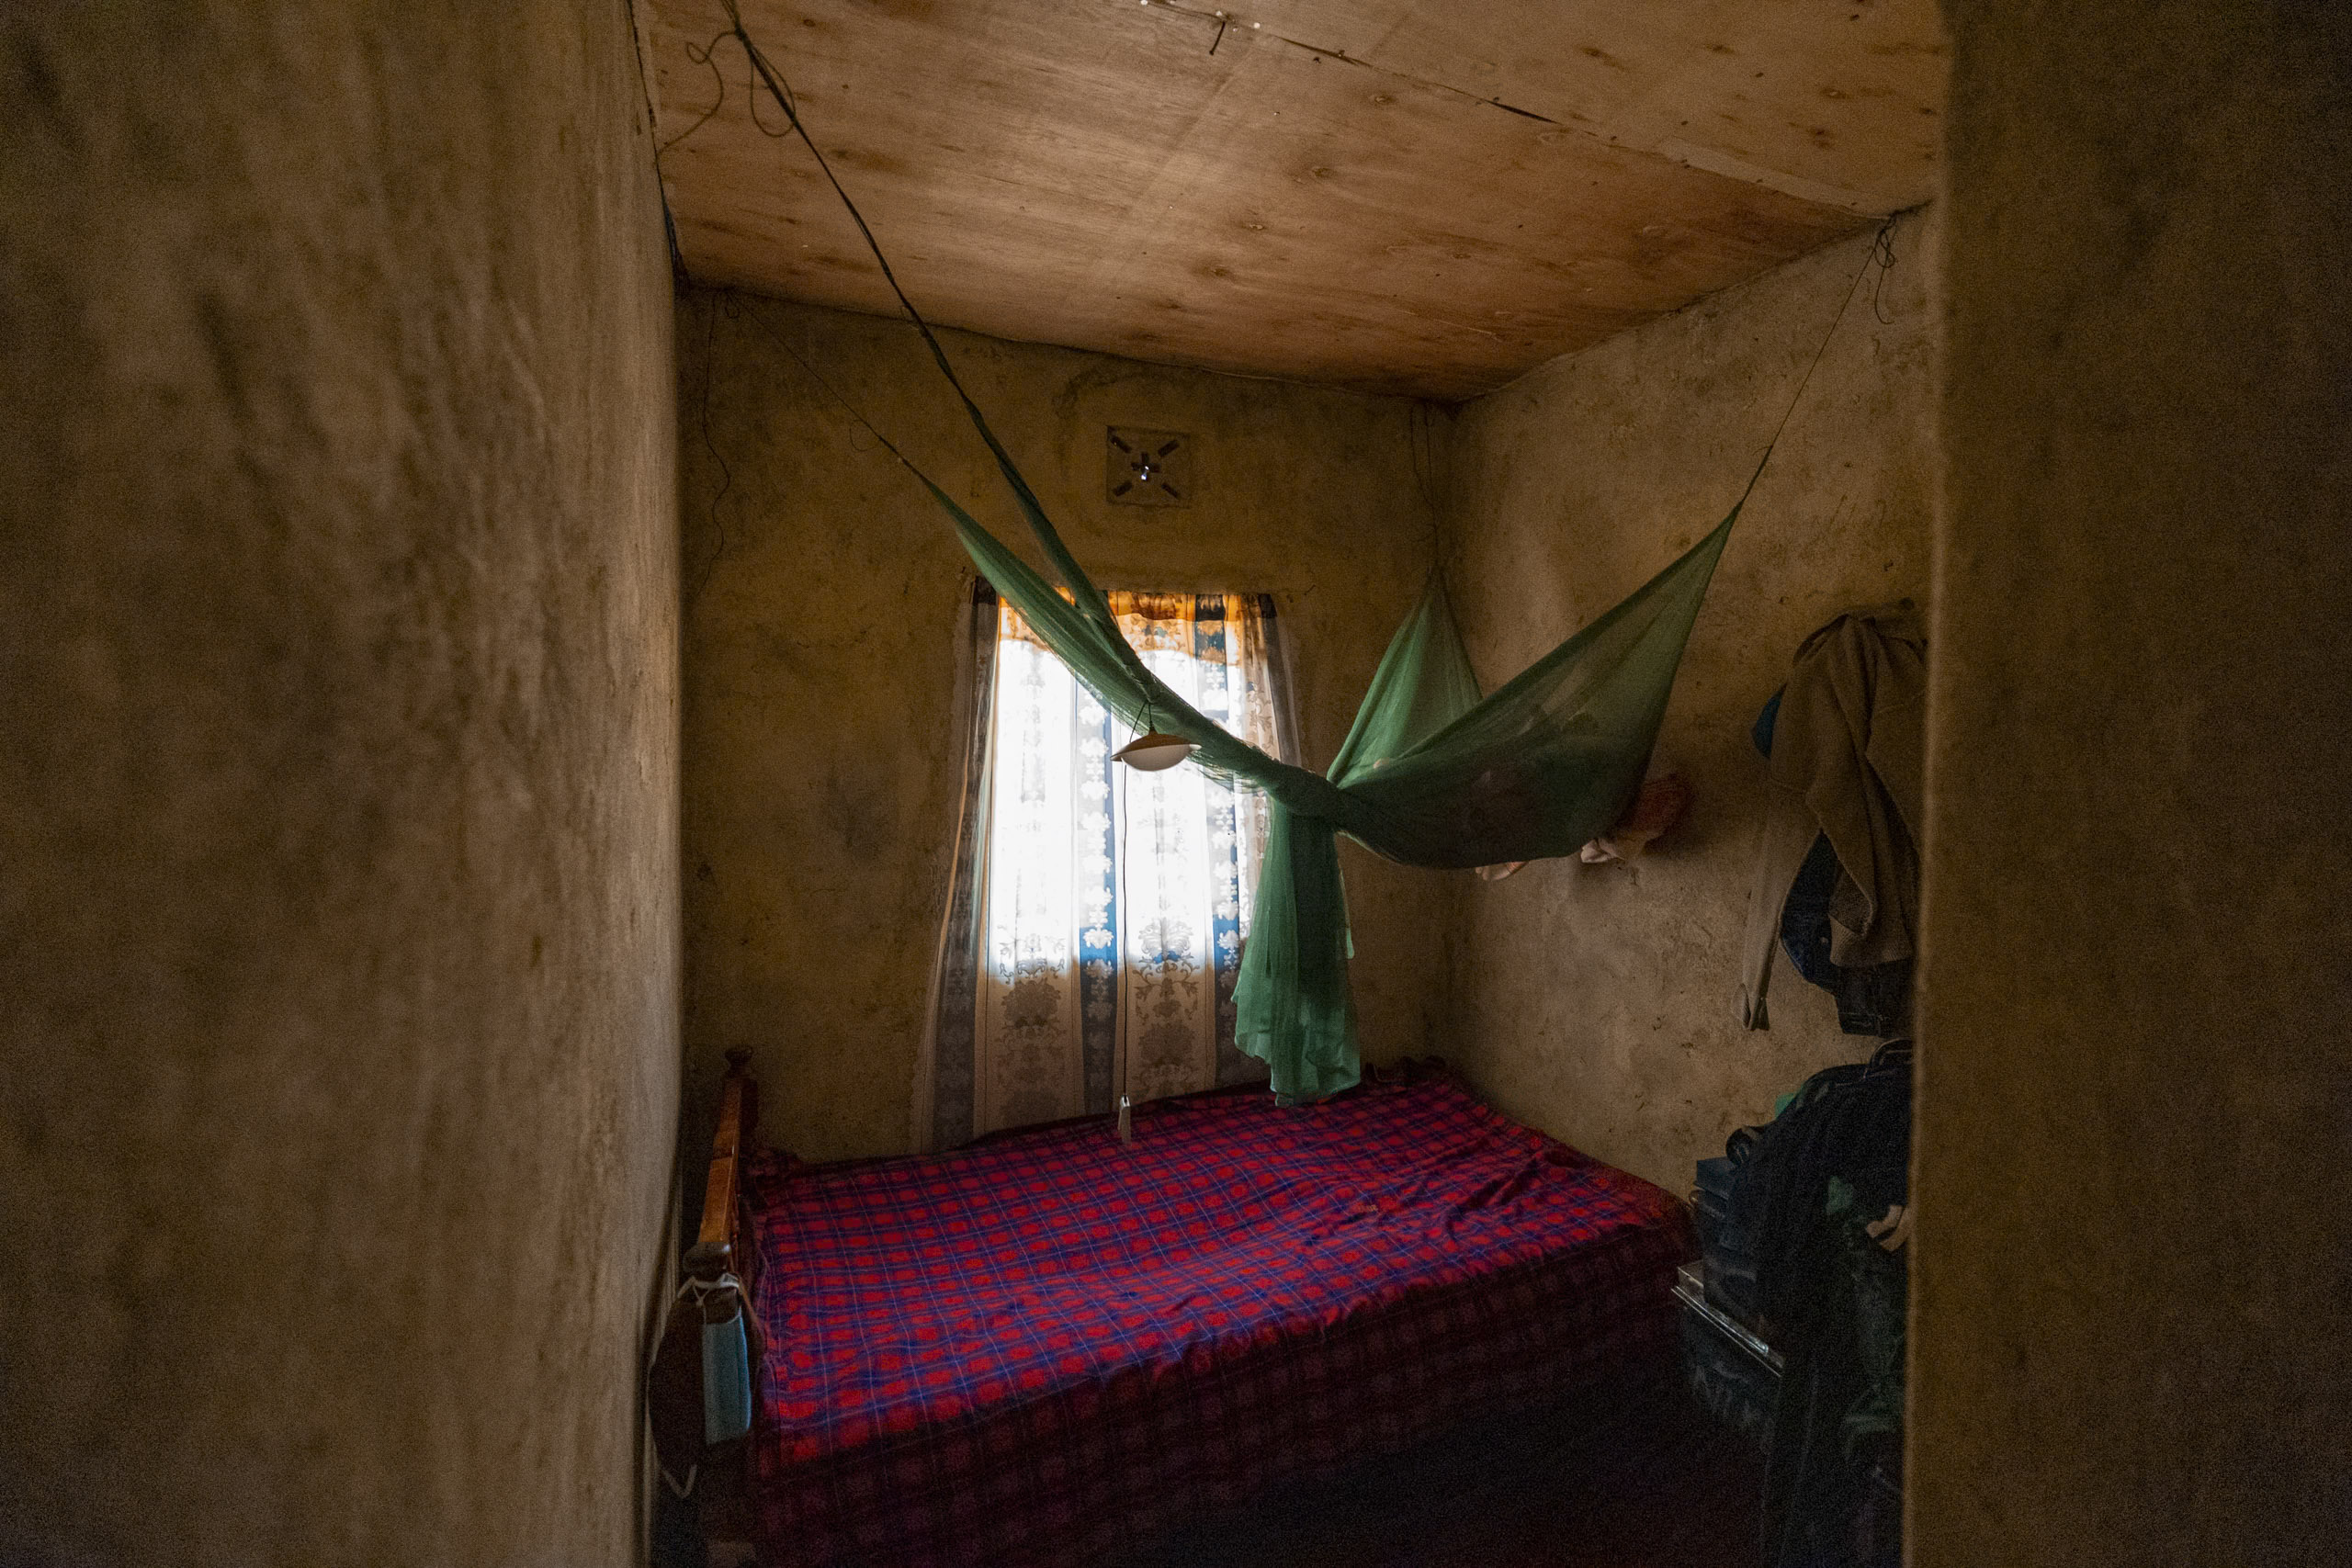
[706,1,1743,1102]
[913,410,1738,1103]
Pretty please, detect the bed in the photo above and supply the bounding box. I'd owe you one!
[688,1058,1693,1568]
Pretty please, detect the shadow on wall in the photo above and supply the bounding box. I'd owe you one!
[1437,207,1942,1193]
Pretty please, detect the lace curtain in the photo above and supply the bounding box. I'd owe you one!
[917,589,1294,1147]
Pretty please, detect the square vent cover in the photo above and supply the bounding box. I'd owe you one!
[1105,427,1193,507]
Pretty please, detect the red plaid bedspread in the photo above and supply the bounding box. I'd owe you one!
[741,1069,1692,1568]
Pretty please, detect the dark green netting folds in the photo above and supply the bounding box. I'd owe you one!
[916,424,1736,1103]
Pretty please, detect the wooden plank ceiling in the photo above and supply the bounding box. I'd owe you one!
[636,0,1946,400]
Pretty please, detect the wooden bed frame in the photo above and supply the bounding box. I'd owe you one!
[669,1051,1694,1568]
[652,1048,763,1560]
[686,1047,758,1293]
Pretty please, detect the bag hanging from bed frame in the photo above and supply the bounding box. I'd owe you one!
[701,1280,754,1446]
[647,1272,758,1495]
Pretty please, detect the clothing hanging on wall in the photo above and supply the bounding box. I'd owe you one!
[1738,603,1928,1032]
[1780,831,1915,1036]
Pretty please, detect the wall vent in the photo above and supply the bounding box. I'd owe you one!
[1105,427,1193,507]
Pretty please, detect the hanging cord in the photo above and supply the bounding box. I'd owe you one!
[1868,220,1901,326]
[714,0,970,400]
[657,31,733,160]
[659,4,993,460]
[1410,401,1446,584]
[1115,759,1135,1145]
[1735,214,1899,512]
[712,2,1057,516]
[710,1,1148,655]
[738,299,923,471]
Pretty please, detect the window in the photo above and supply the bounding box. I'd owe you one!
[971,592,1287,1134]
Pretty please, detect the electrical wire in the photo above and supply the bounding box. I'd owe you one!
[1868,217,1901,326]
[688,295,733,608]
[713,0,1078,552]
[1115,760,1134,1144]
[655,31,732,159]
[716,2,986,409]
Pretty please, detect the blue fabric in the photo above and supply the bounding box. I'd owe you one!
[704,1306,753,1446]
[1778,834,1846,987]
[1753,686,1786,759]
[1779,831,1913,1037]
[1752,1044,1913,1568]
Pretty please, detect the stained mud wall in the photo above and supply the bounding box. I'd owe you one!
[1439,209,1941,1190]
[0,5,679,1562]
[679,295,1442,1161]
[1913,4,2351,1561]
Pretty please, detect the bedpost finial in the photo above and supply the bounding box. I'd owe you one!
[725,1047,752,1075]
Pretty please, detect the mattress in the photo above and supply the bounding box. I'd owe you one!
[741,1067,1691,1568]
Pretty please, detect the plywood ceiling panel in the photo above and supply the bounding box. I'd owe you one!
[637,0,1945,398]
[1229,0,1945,213]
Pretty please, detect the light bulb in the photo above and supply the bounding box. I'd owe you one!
[1114,731,1196,771]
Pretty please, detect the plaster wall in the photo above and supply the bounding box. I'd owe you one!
[680,295,1440,1162]
[1913,5,2351,1561]
[1438,209,1940,1191]
[0,5,679,1565]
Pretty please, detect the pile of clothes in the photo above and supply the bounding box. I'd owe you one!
[1680,600,1928,1562]
[1693,1043,1912,1568]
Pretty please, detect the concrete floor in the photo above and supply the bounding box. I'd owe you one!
[1109,1378,1762,1568]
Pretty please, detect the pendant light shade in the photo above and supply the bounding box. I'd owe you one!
[1114,730,1196,772]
